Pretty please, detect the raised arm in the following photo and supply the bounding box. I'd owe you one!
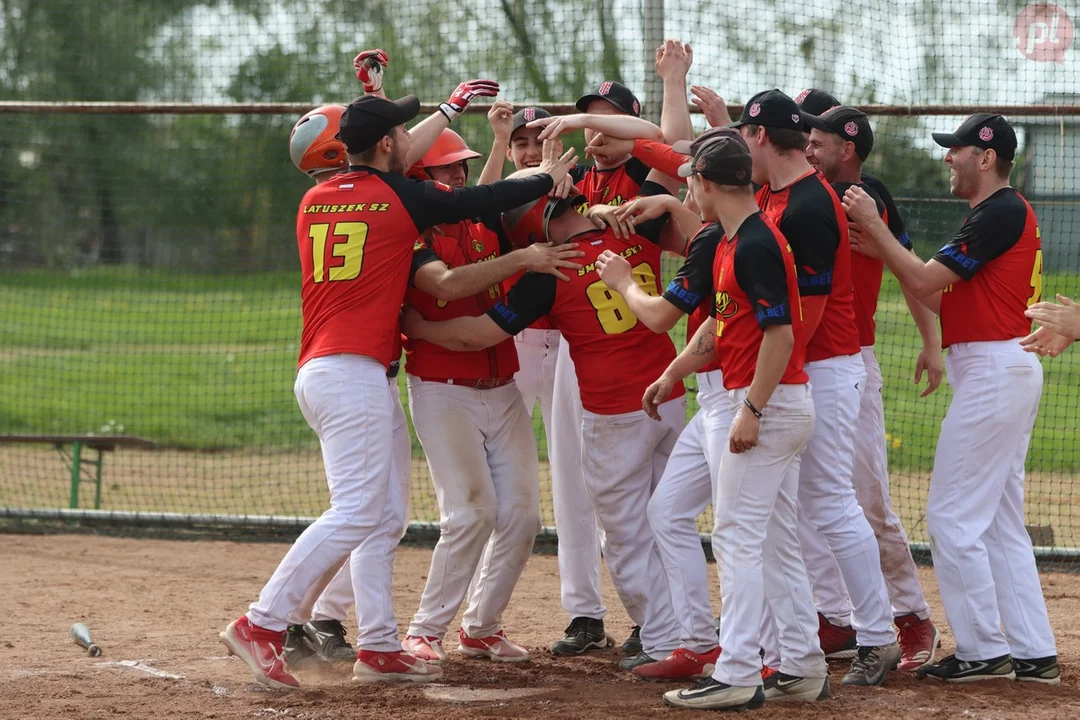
[656,39,694,144]
[478,101,514,186]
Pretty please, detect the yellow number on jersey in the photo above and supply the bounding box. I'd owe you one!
[308,222,370,283]
[585,262,659,334]
[1027,248,1043,307]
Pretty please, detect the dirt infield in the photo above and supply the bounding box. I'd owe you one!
[2,535,1080,720]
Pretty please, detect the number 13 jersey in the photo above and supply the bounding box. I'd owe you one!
[488,227,685,415]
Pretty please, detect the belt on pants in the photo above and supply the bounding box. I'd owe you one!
[416,376,514,390]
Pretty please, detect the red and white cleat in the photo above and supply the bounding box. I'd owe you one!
[219,615,299,689]
[352,650,443,684]
[403,634,447,664]
[457,628,530,662]
[633,646,722,681]
[818,613,858,661]
[896,614,941,672]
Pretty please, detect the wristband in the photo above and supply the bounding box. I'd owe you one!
[743,397,763,419]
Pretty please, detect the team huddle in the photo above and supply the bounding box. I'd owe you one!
[217,41,1061,711]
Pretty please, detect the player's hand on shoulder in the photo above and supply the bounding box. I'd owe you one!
[914,345,944,397]
[848,223,881,258]
[585,132,634,162]
[690,86,732,128]
[841,185,880,230]
[488,100,514,141]
[614,194,671,225]
[588,203,634,239]
[729,406,760,454]
[523,242,584,282]
[596,249,633,292]
[536,139,578,186]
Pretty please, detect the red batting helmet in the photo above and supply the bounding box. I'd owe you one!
[407,129,482,180]
[289,105,348,177]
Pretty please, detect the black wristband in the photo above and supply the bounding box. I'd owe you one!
[743,397,763,419]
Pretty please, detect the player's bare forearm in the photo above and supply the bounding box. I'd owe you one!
[661,77,693,144]
[667,199,704,241]
[903,283,943,340]
[620,282,685,333]
[407,314,505,352]
[745,324,794,411]
[584,115,663,141]
[415,254,526,303]
[405,111,452,167]
[478,139,508,186]
[873,222,956,301]
[663,316,718,381]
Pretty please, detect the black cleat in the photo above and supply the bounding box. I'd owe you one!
[916,653,1016,683]
[1014,655,1061,685]
[620,625,642,657]
[550,616,610,656]
[283,624,317,669]
[303,619,356,663]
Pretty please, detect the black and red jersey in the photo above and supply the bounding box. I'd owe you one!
[488,224,684,415]
[934,187,1042,348]
[570,156,650,209]
[756,170,859,362]
[405,217,518,380]
[662,222,725,374]
[296,167,552,369]
[710,212,808,390]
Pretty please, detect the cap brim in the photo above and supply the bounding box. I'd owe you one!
[575,94,629,115]
[677,161,694,178]
[671,140,694,154]
[800,111,831,131]
[726,120,746,129]
[931,132,965,148]
[392,94,421,125]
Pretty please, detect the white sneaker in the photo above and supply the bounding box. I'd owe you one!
[403,635,447,664]
[456,628,530,662]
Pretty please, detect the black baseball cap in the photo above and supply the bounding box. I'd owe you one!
[674,127,753,185]
[575,81,641,117]
[511,107,552,138]
[932,114,1017,161]
[802,106,875,160]
[794,88,841,117]
[339,94,420,154]
[728,89,803,132]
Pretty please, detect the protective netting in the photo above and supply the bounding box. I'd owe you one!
[1,0,1078,556]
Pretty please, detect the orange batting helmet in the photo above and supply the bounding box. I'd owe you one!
[289,105,348,177]
[407,129,482,180]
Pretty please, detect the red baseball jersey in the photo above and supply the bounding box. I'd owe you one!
[710,212,808,390]
[933,187,1042,348]
[405,219,519,379]
[489,226,685,415]
[296,167,553,369]
[756,170,859,362]
[570,157,650,209]
[662,222,725,374]
[503,269,554,330]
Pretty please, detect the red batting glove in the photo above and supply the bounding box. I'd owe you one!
[354,49,389,94]
[439,79,499,122]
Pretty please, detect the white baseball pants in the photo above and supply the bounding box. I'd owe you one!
[928,340,1055,661]
[799,347,930,625]
[647,370,730,653]
[796,353,895,647]
[406,377,541,640]
[712,384,826,687]
[514,328,559,442]
[580,397,686,658]
[248,354,403,651]
[550,338,607,621]
[307,385,413,623]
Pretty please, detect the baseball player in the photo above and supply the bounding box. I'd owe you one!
[401,192,689,673]
[843,114,1058,684]
[400,129,584,665]
[734,89,899,686]
[218,89,576,688]
[658,132,827,710]
[800,103,943,671]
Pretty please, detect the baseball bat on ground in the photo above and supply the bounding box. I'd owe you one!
[71,623,102,656]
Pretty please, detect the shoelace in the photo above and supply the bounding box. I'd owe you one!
[850,647,878,673]
[688,677,719,691]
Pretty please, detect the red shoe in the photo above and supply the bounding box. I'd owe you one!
[219,615,299,689]
[457,628,530,662]
[633,647,722,682]
[403,635,447,664]
[761,665,778,681]
[818,613,857,661]
[896,614,941,672]
[352,650,443,684]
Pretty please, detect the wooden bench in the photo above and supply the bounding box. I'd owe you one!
[0,435,155,509]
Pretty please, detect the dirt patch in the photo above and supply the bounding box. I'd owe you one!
[2,534,1080,719]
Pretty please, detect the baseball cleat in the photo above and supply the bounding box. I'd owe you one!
[302,619,356,662]
[219,615,299,689]
[663,678,765,711]
[403,634,447,664]
[283,624,317,669]
[620,625,642,657]
[1013,656,1060,685]
[895,614,941,671]
[457,628,530,662]
[619,650,658,671]
[817,613,858,661]
[550,616,609,656]
[763,671,830,702]
[916,653,1016,683]
[632,647,721,682]
[352,650,443,684]
[842,642,901,686]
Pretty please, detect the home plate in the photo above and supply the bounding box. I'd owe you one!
[423,686,547,703]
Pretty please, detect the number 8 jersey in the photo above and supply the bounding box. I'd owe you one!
[489,227,685,415]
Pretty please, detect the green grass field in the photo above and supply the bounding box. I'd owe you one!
[2,267,1079,472]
